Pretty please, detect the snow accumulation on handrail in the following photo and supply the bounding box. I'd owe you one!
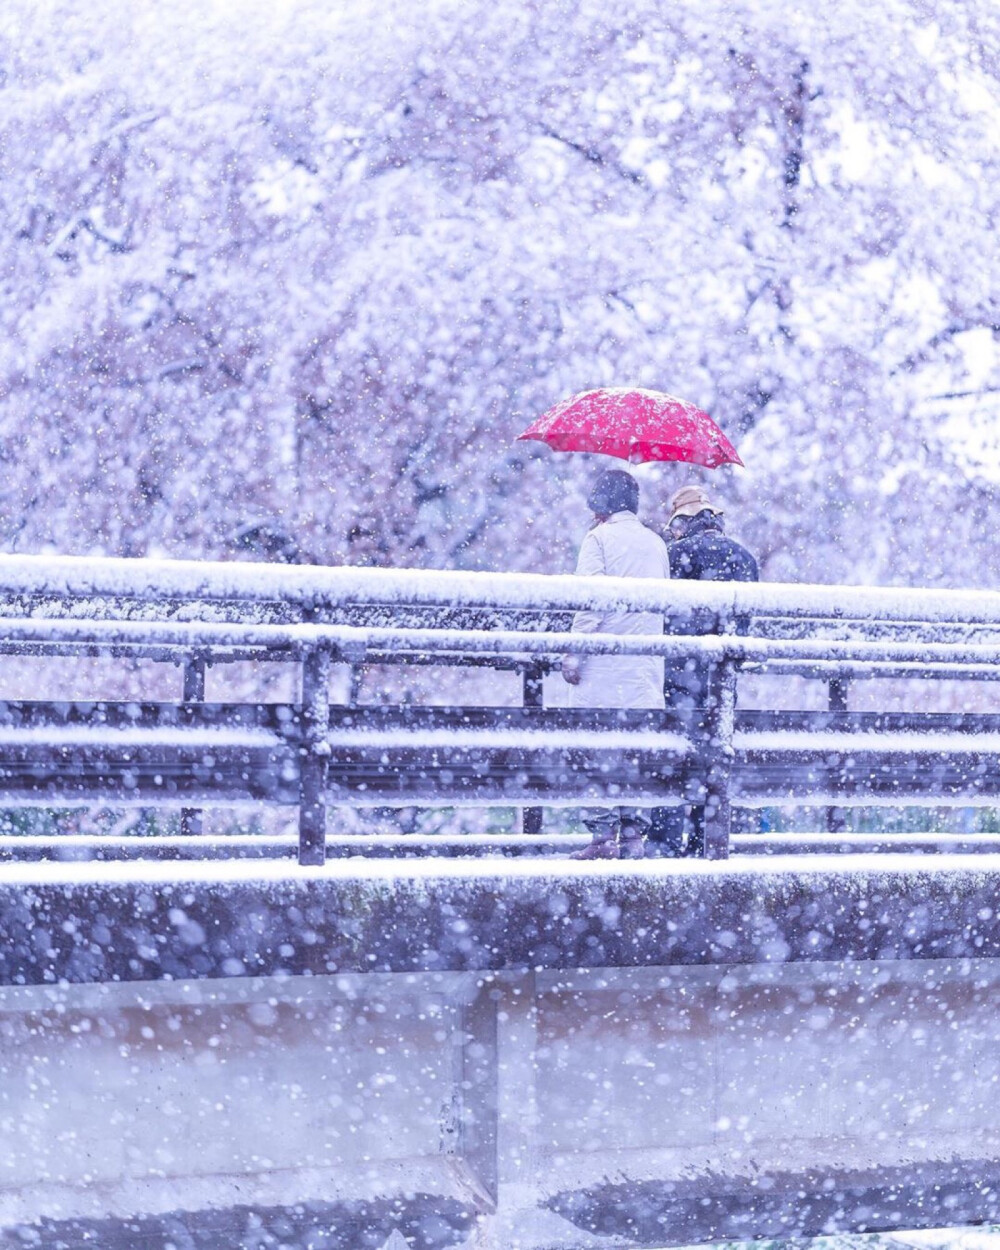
[3,615,1000,666]
[1,552,1000,626]
[0,725,280,747]
[736,730,1000,753]
[323,727,691,751]
[5,851,1000,888]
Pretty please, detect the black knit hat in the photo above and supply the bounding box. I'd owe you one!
[587,469,639,516]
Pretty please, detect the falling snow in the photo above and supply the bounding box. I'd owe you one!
[3,0,1000,1247]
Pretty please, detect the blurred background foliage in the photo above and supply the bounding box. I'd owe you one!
[2,0,1000,585]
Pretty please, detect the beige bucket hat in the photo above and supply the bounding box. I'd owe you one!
[668,484,723,522]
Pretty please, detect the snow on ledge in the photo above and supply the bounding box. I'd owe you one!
[6,851,1000,890]
[0,552,999,625]
[326,726,691,751]
[0,725,280,747]
[737,730,1000,753]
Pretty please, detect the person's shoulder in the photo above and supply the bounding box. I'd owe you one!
[579,525,604,550]
[721,536,759,580]
[637,517,669,555]
[669,535,699,577]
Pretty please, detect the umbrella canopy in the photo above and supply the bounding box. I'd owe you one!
[517,387,744,468]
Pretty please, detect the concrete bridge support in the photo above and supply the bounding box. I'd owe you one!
[4,859,1000,1247]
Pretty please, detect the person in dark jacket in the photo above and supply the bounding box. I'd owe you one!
[667,485,759,584]
[647,485,759,857]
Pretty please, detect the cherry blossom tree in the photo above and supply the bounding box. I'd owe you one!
[1,0,999,586]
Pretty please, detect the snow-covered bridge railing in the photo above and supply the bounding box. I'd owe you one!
[3,554,1000,862]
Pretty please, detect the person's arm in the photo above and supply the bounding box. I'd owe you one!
[562,530,605,684]
[668,540,697,580]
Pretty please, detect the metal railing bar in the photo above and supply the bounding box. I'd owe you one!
[7,616,1000,668]
[298,647,331,866]
[180,656,207,836]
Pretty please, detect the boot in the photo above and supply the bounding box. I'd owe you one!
[572,824,620,860]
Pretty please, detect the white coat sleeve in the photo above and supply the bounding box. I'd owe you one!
[571,530,606,635]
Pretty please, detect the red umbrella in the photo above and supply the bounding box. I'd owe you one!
[517,387,743,468]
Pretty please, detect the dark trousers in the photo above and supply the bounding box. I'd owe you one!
[648,664,710,857]
[648,803,705,856]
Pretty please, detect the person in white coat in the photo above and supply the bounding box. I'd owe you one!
[561,469,671,859]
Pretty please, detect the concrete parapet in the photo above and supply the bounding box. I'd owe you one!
[3,859,1000,1247]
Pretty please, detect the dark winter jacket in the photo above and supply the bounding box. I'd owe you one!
[669,513,759,585]
[663,513,758,703]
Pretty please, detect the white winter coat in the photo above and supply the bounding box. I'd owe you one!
[566,511,670,710]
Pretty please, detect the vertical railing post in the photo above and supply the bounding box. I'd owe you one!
[700,658,736,859]
[180,655,206,836]
[826,676,849,833]
[299,647,331,866]
[828,676,849,713]
[520,662,544,835]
